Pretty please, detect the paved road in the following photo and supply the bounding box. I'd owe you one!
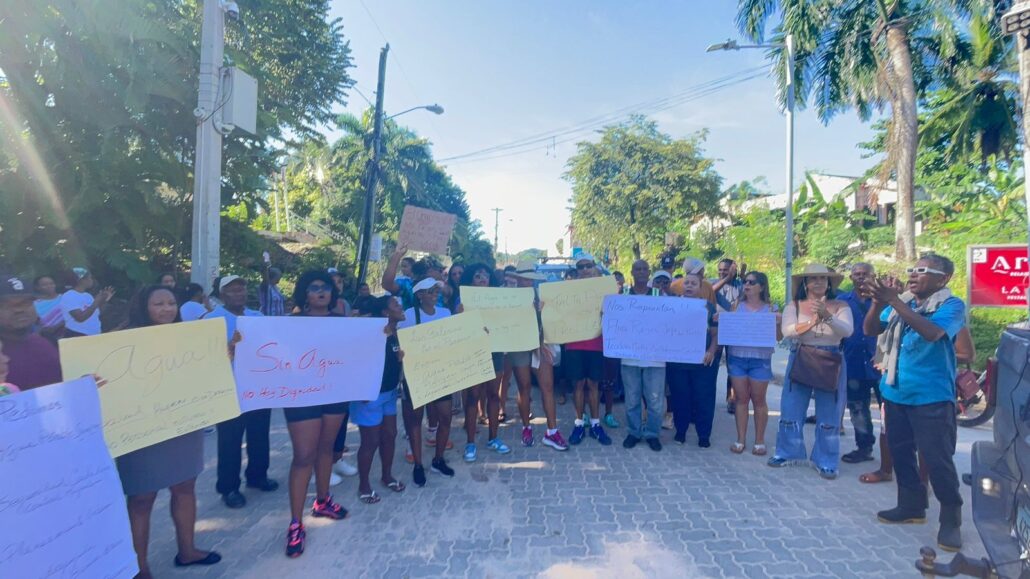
[145,349,991,578]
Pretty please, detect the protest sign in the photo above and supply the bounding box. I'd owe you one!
[459,287,539,352]
[59,318,240,457]
[398,311,494,408]
[397,205,457,255]
[601,295,708,363]
[233,317,387,411]
[539,276,618,344]
[0,377,138,579]
[717,312,778,348]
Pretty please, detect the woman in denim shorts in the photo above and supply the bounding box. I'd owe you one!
[727,272,781,456]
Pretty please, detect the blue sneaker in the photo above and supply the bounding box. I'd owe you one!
[767,456,789,468]
[569,424,586,445]
[604,413,620,429]
[487,438,511,454]
[463,443,477,463]
[589,424,612,446]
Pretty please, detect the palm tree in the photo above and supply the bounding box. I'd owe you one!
[736,0,988,260]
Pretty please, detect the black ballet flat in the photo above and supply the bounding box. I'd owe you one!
[174,551,222,567]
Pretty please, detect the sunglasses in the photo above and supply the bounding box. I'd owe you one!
[576,262,595,270]
[307,283,332,293]
[906,267,946,276]
[743,279,761,286]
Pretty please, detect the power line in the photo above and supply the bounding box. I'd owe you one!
[352,85,374,108]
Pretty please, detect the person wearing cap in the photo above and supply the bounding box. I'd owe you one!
[398,277,457,482]
[510,260,568,450]
[565,254,613,447]
[202,275,279,508]
[649,271,672,295]
[0,274,62,390]
[59,267,114,337]
[860,254,966,551]
[620,260,666,451]
[768,264,853,480]
[666,258,717,305]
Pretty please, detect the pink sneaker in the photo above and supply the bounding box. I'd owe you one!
[542,430,569,451]
[311,494,348,520]
[521,426,534,447]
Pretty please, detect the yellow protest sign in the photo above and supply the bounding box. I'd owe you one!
[539,276,618,344]
[398,311,495,408]
[59,318,241,457]
[459,287,539,352]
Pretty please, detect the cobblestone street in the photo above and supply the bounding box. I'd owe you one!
[146,358,990,578]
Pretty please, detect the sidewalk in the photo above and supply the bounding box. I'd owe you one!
[141,357,992,578]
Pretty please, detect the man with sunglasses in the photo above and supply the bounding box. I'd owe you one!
[565,254,612,446]
[861,254,966,552]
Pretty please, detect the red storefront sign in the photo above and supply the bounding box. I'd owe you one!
[968,245,1029,308]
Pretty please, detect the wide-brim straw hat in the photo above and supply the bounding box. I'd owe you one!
[792,263,844,290]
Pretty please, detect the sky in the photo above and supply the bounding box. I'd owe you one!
[326,1,878,256]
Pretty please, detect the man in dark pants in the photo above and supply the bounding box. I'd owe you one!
[838,263,882,463]
[862,254,966,552]
[203,275,279,508]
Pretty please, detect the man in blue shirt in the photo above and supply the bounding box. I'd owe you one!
[203,275,278,509]
[837,263,882,464]
[863,254,966,552]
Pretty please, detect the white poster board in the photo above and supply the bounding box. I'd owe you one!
[717,312,778,348]
[0,377,138,579]
[601,295,708,363]
[233,317,388,411]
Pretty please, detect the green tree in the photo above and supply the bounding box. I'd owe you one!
[564,116,723,264]
[737,0,986,261]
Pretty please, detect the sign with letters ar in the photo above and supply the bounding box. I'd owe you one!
[539,276,618,344]
[0,377,138,579]
[459,287,539,352]
[398,311,494,408]
[602,295,708,363]
[233,316,387,411]
[59,318,240,457]
[398,205,457,255]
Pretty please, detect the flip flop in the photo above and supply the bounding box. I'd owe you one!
[359,491,381,504]
[752,444,767,456]
[384,480,406,493]
[730,442,745,454]
[859,470,893,484]
[174,552,222,567]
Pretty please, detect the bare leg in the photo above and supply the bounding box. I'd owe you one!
[380,414,398,484]
[573,379,587,419]
[169,478,212,563]
[357,425,381,495]
[500,358,513,417]
[287,419,322,522]
[731,376,750,445]
[315,414,345,500]
[751,379,770,446]
[514,365,534,427]
[127,492,158,579]
[401,397,424,465]
[587,379,601,420]
[533,362,558,430]
[434,398,454,460]
[464,384,482,444]
[483,374,502,439]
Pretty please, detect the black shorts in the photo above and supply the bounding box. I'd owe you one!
[400,380,452,409]
[283,402,349,423]
[492,352,505,374]
[564,349,604,382]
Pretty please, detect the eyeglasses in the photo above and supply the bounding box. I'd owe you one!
[906,267,946,276]
[307,283,331,293]
[576,262,595,270]
[743,279,760,286]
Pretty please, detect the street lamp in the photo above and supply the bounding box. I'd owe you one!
[386,104,445,120]
[707,34,797,301]
[1000,1,1030,320]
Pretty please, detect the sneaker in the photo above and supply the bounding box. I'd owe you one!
[646,437,662,452]
[413,464,427,487]
[285,522,305,558]
[333,459,358,477]
[542,431,569,451]
[582,412,591,423]
[487,438,512,454]
[767,456,789,468]
[569,424,586,445]
[431,457,455,477]
[877,505,927,524]
[221,490,246,509]
[589,424,612,446]
[311,495,348,520]
[329,472,343,486]
[623,434,640,449]
[841,449,874,464]
[463,443,477,463]
[818,467,838,480]
[521,426,534,447]
[674,432,686,445]
[661,414,674,430]
[698,438,711,448]
[604,413,620,428]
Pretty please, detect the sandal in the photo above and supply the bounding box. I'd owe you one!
[359,491,381,504]
[752,444,767,456]
[860,470,893,484]
[730,442,745,454]
[384,480,406,493]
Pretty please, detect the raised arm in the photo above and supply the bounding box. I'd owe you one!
[381,246,407,295]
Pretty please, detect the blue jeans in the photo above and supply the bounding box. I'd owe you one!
[774,347,847,471]
[621,365,666,439]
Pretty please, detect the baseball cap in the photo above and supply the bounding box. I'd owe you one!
[573,252,596,264]
[72,267,89,280]
[412,278,443,293]
[218,275,245,291]
[327,267,340,275]
[0,275,31,297]
[682,257,705,275]
[660,255,675,270]
[651,271,672,283]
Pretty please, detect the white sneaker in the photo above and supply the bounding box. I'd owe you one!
[333,459,358,477]
[329,472,343,486]
[661,414,674,430]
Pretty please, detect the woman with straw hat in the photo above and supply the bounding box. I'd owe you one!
[768,264,854,479]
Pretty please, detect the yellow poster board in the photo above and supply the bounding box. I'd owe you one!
[59,318,241,457]
[539,276,618,344]
[398,311,495,408]
[459,287,539,352]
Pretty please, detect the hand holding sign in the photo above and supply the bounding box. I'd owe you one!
[397,206,456,255]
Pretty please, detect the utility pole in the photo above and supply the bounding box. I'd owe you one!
[492,208,503,253]
[272,180,281,232]
[281,166,292,232]
[1020,28,1030,321]
[783,33,796,301]
[356,44,389,287]
[189,0,225,289]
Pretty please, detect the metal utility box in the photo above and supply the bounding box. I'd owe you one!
[221,67,258,135]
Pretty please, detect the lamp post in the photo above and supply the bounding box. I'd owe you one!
[707,34,796,300]
[1001,2,1030,320]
